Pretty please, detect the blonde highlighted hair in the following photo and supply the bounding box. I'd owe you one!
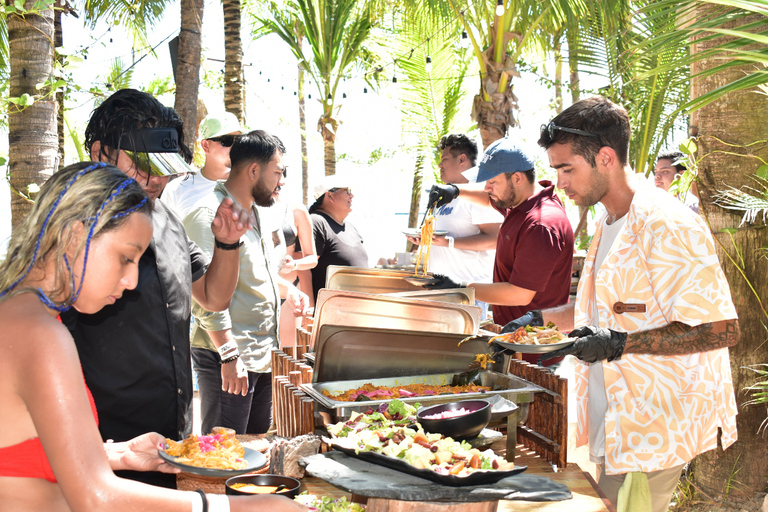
[0,162,152,310]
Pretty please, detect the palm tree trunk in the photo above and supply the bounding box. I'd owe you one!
[566,29,580,105]
[406,153,424,252]
[298,58,308,205]
[689,10,768,497]
[8,0,57,229]
[553,29,563,114]
[322,138,336,176]
[318,110,337,176]
[223,0,245,124]
[471,28,519,149]
[54,7,64,171]
[174,0,204,146]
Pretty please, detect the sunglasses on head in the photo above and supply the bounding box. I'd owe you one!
[541,121,603,145]
[208,134,237,147]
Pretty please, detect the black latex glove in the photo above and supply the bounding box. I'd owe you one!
[500,310,543,334]
[427,184,460,209]
[541,325,627,364]
[423,273,464,290]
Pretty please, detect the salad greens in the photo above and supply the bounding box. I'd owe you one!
[295,493,365,512]
[327,399,515,477]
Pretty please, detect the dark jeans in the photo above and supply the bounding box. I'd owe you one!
[191,347,273,434]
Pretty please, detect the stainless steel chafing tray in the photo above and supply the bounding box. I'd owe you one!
[382,288,476,305]
[311,325,494,383]
[312,290,481,349]
[324,266,425,294]
[300,371,540,424]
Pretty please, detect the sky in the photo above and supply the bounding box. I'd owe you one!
[0,0,595,260]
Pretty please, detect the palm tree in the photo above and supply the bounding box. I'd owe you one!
[174,0,205,144]
[602,0,768,499]
[394,11,471,230]
[253,0,380,176]
[223,0,245,123]
[7,1,57,228]
[399,0,587,149]
[672,2,768,499]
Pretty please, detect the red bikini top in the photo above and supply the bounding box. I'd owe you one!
[0,382,99,483]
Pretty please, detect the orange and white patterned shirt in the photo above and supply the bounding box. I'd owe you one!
[573,185,738,475]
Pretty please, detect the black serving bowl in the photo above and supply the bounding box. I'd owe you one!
[416,399,492,440]
[225,474,301,498]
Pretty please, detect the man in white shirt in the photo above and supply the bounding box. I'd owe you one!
[161,112,245,219]
[407,134,502,317]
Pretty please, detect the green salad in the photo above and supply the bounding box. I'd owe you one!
[327,400,515,477]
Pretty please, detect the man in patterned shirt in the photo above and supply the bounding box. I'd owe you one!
[507,96,739,512]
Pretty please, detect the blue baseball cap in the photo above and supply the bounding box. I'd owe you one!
[461,138,535,183]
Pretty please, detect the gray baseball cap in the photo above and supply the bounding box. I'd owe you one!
[462,138,535,183]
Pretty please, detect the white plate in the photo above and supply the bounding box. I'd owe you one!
[402,228,448,238]
[493,338,576,354]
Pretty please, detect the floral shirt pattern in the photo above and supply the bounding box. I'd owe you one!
[573,186,738,474]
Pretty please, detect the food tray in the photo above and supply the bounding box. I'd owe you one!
[301,371,540,424]
[328,440,526,487]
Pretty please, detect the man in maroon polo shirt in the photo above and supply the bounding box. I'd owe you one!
[425,138,574,364]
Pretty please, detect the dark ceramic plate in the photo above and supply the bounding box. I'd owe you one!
[225,474,302,497]
[329,441,526,487]
[493,338,576,354]
[158,446,267,477]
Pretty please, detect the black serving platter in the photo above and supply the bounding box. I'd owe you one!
[328,441,526,487]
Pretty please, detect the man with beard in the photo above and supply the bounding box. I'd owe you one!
[529,96,737,512]
[425,138,574,364]
[184,130,310,434]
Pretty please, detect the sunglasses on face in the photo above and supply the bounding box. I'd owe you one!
[122,150,192,184]
[208,135,237,147]
[541,121,603,145]
[329,187,352,196]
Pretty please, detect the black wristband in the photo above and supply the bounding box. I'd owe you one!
[221,354,240,365]
[195,489,208,512]
[215,239,244,251]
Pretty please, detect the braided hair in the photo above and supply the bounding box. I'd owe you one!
[0,162,152,311]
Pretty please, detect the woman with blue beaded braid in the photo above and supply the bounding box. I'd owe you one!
[0,162,307,512]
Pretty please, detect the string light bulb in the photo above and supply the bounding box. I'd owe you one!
[461,31,470,48]
[364,87,368,93]
[392,75,397,83]
[425,56,432,73]
[496,0,504,16]
[343,93,347,98]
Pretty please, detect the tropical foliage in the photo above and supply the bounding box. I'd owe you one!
[392,6,472,229]
[251,0,381,175]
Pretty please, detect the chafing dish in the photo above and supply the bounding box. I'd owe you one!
[301,370,539,424]
[324,266,425,294]
[382,288,475,305]
[311,325,494,383]
[312,290,481,349]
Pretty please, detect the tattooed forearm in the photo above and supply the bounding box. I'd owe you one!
[625,319,739,356]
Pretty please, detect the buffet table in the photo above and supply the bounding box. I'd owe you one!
[300,441,614,512]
